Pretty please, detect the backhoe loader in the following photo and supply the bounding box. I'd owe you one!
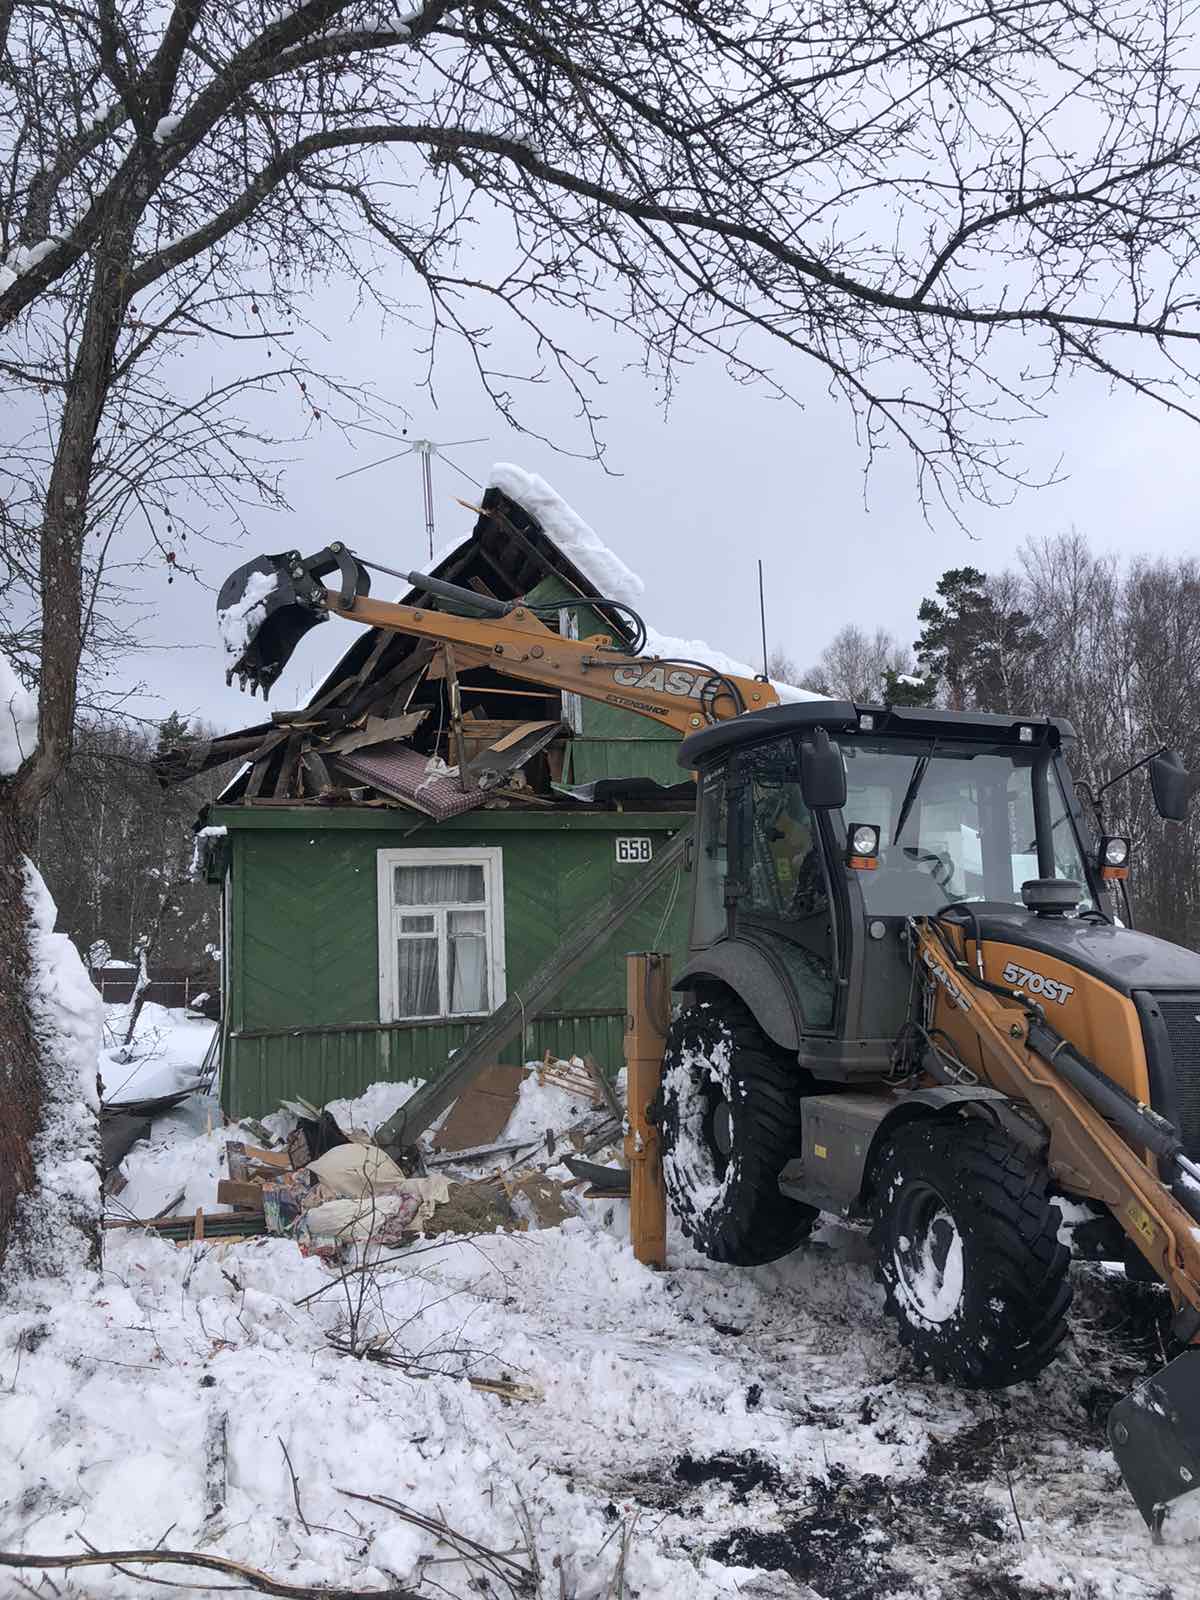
[220,540,1200,1534]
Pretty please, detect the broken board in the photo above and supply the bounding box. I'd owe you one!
[432,1063,525,1153]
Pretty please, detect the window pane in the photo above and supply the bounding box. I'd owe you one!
[394,863,485,905]
[448,909,488,1013]
[400,913,435,933]
[396,937,439,1016]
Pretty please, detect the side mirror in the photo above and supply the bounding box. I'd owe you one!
[1150,749,1191,823]
[800,729,847,810]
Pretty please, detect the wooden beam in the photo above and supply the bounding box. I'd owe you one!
[471,539,524,594]
[243,755,273,801]
[375,826,692,1152]
[624,953,670,1267]
[275,733,302,800]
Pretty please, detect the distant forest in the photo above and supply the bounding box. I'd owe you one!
[773,531,1200,949]
[33,712,222,974]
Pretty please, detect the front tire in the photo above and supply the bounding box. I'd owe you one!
[870,1118,1072,1388]
[660,999,817,1265]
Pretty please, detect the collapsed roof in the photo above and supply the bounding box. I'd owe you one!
[159,465,816,819]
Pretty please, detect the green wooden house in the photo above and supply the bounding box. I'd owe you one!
[190,474,708,1119]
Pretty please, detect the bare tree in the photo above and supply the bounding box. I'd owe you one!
[9,0,1200,1268]
[767,647,801,686]
[803,624,912,703]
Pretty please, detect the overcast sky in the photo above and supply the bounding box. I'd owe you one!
[117,274,1200,735]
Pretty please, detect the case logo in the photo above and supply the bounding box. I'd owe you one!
[1001,961,1075,1005]
[611,664,707,698]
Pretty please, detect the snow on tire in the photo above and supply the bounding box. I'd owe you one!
[660,999,817,1266]
[870,1117,1072,1389]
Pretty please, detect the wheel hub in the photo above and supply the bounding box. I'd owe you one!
[893,1184,964,1325]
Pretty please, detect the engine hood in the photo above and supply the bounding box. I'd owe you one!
[972,911,1200,996]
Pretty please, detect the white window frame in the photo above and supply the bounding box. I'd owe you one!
[377,847,506,1022]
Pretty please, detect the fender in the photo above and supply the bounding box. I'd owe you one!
[781,1085,1038,1215]
[674,939,802,1052]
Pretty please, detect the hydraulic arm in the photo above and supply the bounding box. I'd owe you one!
[218,541,779,734]
[911,914,1200,1531]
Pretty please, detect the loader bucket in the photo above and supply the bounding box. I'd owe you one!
[217,552,328,696]
[1108,1347,1200,1536]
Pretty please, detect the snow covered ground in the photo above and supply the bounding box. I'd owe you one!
[98,1000,216,1106]
[2,1023,1196,1598]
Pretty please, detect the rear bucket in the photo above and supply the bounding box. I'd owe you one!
[1108,1347,1200,1536]
[217,552,327,697]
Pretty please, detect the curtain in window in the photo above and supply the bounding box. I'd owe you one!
[448,909,488,1013]
[394,863,484,905]
[397,937,439,1016]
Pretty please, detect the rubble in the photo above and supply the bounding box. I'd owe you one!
[105,1053,629,1265]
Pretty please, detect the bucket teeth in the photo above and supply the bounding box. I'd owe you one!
[1108,1347,1200,1535]
[217,551,328,694]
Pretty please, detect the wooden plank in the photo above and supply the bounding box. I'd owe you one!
[271,675,358,722]
[375,825,692,1151]
[350,629,393,690]
[586,1053,623,1121]
[432,1063,526,1152]
[478,502,560,585]
[344,643,435,718]
[243,755,273,801]
[216,1179,265,1213]
[275,733,302,800]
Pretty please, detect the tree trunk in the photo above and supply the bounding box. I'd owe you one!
[0,212,137,1274]
[0,794,40,1273]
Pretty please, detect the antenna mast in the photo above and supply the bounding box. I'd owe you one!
[336,431,487,561]
[758,558,769,677]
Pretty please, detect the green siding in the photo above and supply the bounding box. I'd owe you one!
[523,574,681,785]
[220,810,690,1118]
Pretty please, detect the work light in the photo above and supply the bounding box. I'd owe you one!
[1099,835,1131,880]
[847,823,881,869]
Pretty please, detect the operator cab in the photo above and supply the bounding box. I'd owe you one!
[679,701,1110,1057]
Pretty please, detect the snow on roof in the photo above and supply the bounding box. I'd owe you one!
[488,463,645,609]
[486,464,824,703]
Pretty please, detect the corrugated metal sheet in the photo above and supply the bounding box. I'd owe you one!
[225,1013,625,1119]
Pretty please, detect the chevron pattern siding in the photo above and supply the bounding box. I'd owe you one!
[222,818,690,1118]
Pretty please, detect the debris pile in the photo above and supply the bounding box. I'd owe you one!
[103,1051,630,1256]
[157,486,693,827]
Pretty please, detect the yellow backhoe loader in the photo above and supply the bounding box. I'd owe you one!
[220,540,1200,1534]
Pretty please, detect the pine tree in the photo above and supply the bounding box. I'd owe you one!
[914,568,1042,712]
[914,567,990,710]
[882,668,938,707]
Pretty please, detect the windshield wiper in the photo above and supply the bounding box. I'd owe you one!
[892,746,935,845]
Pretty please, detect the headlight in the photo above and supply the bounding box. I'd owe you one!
[1098,835,1132,879]
[847,823,881,866]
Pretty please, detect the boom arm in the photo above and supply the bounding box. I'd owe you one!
[218,541,779,733]
[910,915,1200,1324]
[323,590,778,735]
